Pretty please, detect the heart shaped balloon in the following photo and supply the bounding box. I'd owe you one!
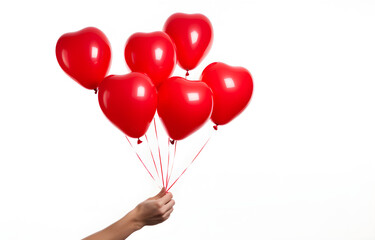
[164,13,213,72]
[124,32,176,88]
[201,62,253,125]
[98,73,157,138]
[56,27,111,90]
[157,77,213,140]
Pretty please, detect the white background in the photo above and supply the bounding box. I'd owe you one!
[0,0,374,239]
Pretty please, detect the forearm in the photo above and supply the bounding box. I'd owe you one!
[83,209,143,240]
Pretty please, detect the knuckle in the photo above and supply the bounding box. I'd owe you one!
[156,201,163,208]
[152,205,160,212]
[156,208,163,215]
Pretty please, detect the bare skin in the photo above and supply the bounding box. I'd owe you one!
[83,188,174,240]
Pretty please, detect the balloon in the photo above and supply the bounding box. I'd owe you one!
[56,27,111,90]
[201,62,253,125]
[164,13,213,72]
[98,73,157,138]
[124,32,176,88]
[157,77,213,140]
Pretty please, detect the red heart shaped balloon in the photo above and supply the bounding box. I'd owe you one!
[164,13,213,72]
[98,73,157,138]
[56,27,111,90]
[124,32,176,88]
[157,77,213,140]
[201,62,253,125]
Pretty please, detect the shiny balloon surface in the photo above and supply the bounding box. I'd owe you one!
[164,13,213,71]
[125,32,176,88]
[98,73,157,138]
[56,27,111,89]
[157,77,213,140]
[201,62,253,125]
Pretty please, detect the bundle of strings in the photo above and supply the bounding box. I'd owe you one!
[125,118,214,191]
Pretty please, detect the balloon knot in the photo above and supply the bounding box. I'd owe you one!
[137,138,143,144]
[170,139,175,145]
[213,125,218,131]
[185,70,189,77]
[94,88,98,94]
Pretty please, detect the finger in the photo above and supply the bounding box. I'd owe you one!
[159,192,173,205]
[152,187,166,199]
[161,207,174,221]
[161,198,175,213]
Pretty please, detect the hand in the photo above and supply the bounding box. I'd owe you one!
[83,188,175,240]
[132,188,175,229]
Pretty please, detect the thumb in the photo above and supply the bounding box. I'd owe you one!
[153,187,166,199]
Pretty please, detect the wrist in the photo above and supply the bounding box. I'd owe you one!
[121,208,144,231]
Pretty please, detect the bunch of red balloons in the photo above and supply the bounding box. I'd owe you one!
[56,13,253,189]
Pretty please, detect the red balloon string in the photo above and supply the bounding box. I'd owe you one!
[94,88,98,94]
[167,140,177,187]
[166,138,171,188]
[154,118,165,188]
[125,136,156,182]
[145,134,160,181]
[167,137,211,192]
[185,70,189,78]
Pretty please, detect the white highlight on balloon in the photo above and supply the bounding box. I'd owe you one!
[103,91,110,109]
[137,86,145,97]
[61,49,69,68]
[155,47,163,60]
[224,77,235,88]
[187,92,199,101]
[91,46,99,59]
[190,31,199,44]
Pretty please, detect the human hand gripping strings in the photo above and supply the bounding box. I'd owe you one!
[83,188,174,240]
